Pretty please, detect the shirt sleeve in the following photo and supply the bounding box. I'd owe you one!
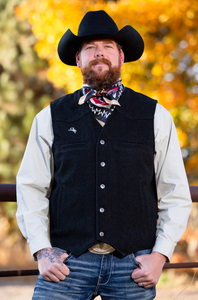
[16,105,54,259]
[152,104,192,261]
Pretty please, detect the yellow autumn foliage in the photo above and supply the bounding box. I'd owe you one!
[15,0,198,97]
[15,0,198,177]
[176,128,188,148]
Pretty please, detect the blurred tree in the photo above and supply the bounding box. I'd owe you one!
[0,0,63,184]
[15,0,198,183]
[0,0,63,265]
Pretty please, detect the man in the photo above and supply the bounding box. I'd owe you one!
[16,10,192,299]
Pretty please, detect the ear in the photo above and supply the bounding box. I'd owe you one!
[120,49,124,67]
[76,52,81,68]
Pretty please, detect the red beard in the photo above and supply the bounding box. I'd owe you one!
[81,58,121,91]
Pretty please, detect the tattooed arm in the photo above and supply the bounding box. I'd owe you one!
[36,248,70,282]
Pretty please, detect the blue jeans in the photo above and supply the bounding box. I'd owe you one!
[32,248,156,300]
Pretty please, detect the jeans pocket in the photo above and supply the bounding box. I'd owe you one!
[63,252,74,263]
[129,253,140,268]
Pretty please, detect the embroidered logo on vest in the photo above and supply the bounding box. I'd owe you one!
[68,127,77,134]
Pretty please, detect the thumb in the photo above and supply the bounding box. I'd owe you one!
[61,252,69,262]
[135,255,144,268]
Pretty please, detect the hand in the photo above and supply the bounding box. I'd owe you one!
[36,247,70,282]
[131,251,166,288]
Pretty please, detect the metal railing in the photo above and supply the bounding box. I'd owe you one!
[0,184,198,277]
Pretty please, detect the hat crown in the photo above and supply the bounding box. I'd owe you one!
[78,10,119,37]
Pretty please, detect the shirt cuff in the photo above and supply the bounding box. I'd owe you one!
[28,234,52,261]
[152,236,176,262]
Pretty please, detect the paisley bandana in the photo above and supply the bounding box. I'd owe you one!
[79,79,124,126]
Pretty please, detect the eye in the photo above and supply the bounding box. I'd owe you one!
[85,45,94,50]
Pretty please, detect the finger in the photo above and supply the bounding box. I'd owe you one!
[138,282,145,288]
[58,263,70,276]
[137,281,152,289]
[134,276,147,282]
[47,273,61,282]
[138,282,154,289]
[131,271,149,283]
[42,273,59,282]
[133,277,148,285]
[49,265,69,280]
[43,276,52,282]
[138,282,147,289]
[131,269,144,279]
[52,269,67,281]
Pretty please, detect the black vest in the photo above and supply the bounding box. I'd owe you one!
[50,87,158,257]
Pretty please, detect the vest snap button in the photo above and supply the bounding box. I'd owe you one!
[99,231,104,237]
[99,207,105,213]
[100,140,105,145]
[100,184,105,189]
[100,162,105,167]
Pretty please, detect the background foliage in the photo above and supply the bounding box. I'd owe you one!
[15,0,198,183]
[0,0,62,267]
[0,0,198,272]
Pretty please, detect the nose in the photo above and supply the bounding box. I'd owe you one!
[94,45,104,58]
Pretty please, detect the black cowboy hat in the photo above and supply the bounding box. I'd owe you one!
[58,10,144,66]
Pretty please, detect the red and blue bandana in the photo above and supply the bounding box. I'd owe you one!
[79,79,124,125]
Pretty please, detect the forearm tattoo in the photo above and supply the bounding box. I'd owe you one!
[37,248,66,263]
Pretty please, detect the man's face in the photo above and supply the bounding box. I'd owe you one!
[76,40,124,73]
[76,40,124,89]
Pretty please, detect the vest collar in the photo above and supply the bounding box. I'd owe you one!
[115,88,156,120]
[57,87,156,122]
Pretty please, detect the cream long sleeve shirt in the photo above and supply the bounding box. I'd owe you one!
[16,103,192,261]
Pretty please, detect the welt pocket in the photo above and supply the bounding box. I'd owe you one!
[58,141,87,150]
[117,141,148,147]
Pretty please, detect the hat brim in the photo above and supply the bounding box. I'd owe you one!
[58,25,144,66]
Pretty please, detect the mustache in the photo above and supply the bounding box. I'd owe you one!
[89,58,111,68]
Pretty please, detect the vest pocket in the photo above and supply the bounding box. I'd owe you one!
[57,141,87,150]
[116,141,149,147]
[54,141,91,184]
